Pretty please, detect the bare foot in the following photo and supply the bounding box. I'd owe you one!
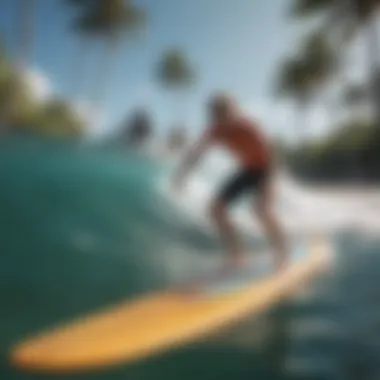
[198,252,248,287]
[176,253,248,296]
[177,282,203,297]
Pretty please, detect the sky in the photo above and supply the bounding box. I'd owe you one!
[0,0,369,141]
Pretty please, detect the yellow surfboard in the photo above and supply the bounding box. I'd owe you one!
[10,238,332,373]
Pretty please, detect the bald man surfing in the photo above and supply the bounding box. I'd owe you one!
[172,93,288,283]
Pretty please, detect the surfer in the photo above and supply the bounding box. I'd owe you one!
[172,92,287,278]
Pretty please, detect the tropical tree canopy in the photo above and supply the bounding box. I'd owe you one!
[156,49,195,90]
[66,0,147,117]
[291,0,380,20]
[0,38,84,137]
[35,98,85,137]
[275,30,334,99]
[70,0,146,41]
[291,0,336,18]
[275,57,310,99]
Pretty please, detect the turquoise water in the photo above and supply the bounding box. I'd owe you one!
[0,137,380,380]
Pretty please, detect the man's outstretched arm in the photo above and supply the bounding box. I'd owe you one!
[172,131,213,190]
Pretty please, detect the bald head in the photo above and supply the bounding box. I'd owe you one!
[207,92,239,125]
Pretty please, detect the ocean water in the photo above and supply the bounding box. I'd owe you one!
[0,136,380,380]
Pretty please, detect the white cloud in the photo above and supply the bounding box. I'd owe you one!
[14,67,111,138]
[90,109,110,138]
[78,104,108,137]
[22,68,53,103]
[244,100,293,130]
[71,100,96,124]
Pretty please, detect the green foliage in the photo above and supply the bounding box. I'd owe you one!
[70,0,146,41]
[291,0,333,18]
[11,97,84,138]
[34,98,84,137]
[275,31,334,101]
[302,32,335,81]
[0,40,84,138]
[67,0,147,112]
[155,49,196,126]
[287,120,380,181]
[275,58,310,100]
[0,70,32,125]
[291,0,380,21]
[156,49,195,90]
[277,0,380,151]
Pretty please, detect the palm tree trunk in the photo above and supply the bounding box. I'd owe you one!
[17,0,35,73]
[365,18,380,127]
[328,0,355,127]
[70,37,89,102]
[91,40,117,108]
[296,98,308,145]
[89,40,118,129]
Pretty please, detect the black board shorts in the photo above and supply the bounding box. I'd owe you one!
[217,167,269,204]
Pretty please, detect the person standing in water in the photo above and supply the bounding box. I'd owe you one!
[172,93,287,276]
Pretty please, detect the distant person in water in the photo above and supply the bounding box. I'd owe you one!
[127,109,152,148]
[172,92,287,276]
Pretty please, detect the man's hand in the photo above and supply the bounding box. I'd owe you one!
[170,130,212,196]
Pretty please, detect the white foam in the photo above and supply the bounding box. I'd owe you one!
[162,154,380,237]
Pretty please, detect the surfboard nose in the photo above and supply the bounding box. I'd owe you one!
[10,342,43,372]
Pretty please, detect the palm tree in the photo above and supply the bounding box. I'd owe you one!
[156,49,196,125]
[275,32,334,141]
[290,0,380,124]
[0,60,15,129]
[66,0,146,123]
[66,0,94,101]
[291,0,379,30]
[1,0,37,131]
[83,0,145,106]
[275,57,313,141]
[37,97,84,137]
[17,0,36,72]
